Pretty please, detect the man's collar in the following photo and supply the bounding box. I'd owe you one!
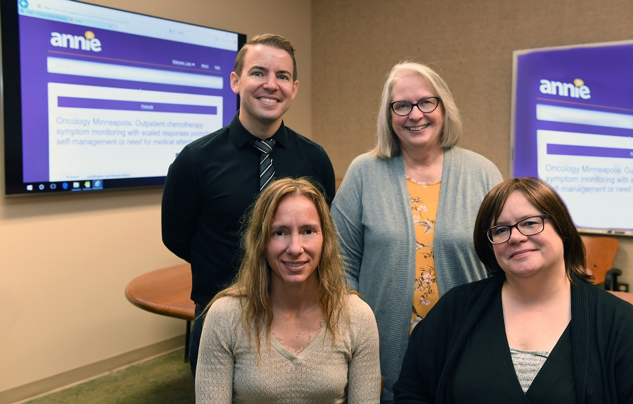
[229,112,288,149]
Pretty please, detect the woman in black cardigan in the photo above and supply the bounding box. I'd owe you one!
[394,177,633,403]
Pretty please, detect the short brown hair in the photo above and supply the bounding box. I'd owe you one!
[473,177,590,282]
[234,33,298,81]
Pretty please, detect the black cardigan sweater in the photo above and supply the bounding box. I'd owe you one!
[394,275,633,404]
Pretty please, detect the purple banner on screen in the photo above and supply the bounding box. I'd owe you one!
[547,143,633,159]
[513,42,633,178]
[512,41,633,233]
[18,14,238,182]
[58,97,217,115]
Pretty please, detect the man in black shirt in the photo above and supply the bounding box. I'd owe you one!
[161,34,335,376]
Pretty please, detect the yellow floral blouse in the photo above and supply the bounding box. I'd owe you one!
[407,177,441,332]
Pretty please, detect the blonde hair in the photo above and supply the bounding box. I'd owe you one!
[373,61,463,158]
[207,177,351,355]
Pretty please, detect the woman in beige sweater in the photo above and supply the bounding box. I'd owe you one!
[196,178,381,404]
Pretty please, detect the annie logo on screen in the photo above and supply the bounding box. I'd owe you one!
[539,78,590,99]
[50,31,102,52]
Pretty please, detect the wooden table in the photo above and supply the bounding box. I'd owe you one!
[125,263,194,360]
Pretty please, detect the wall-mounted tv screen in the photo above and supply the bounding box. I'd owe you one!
[1,0,246,196]
[512,40,633,236]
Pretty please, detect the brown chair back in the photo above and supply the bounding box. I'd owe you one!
[580,235,619,285]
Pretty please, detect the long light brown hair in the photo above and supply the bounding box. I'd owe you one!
[208,177,351,354]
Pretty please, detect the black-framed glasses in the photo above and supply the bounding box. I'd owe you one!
[390,97,441,116]
[486,215,550,245]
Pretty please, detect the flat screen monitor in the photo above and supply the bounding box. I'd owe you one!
[511,40,633,236]
[1,0,246,195]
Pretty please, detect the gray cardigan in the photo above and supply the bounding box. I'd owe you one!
[331,147,503,403]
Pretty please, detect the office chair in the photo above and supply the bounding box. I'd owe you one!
[580,235,622,291]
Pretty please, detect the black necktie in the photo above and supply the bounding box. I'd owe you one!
[251,139,276,191]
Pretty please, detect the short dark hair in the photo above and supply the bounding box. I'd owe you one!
[234,33,297,81]
[473,177,590,281]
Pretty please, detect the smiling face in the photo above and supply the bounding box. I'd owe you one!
[266,194,323,289]
[390,74,444,156]
[492,191,566,282]
[230,44,299,138]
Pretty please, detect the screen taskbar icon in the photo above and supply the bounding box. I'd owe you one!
[24,179,105,193]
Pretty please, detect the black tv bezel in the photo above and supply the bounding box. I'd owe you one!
[1,0,246,196]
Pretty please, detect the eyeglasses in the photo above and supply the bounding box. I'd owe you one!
[390,97,441,116]
[486,215,550,245]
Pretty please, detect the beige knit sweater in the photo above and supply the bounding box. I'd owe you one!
[196,294,381,404]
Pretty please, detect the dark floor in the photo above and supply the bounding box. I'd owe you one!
[23,350,194,404]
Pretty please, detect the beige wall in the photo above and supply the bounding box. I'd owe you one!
[0,1,311,401]
[312,0,633,284]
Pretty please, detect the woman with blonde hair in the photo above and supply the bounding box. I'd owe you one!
[332,61,502,402]
[196,177,381,404]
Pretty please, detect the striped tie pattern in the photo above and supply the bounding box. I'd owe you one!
[251,138,276,191]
